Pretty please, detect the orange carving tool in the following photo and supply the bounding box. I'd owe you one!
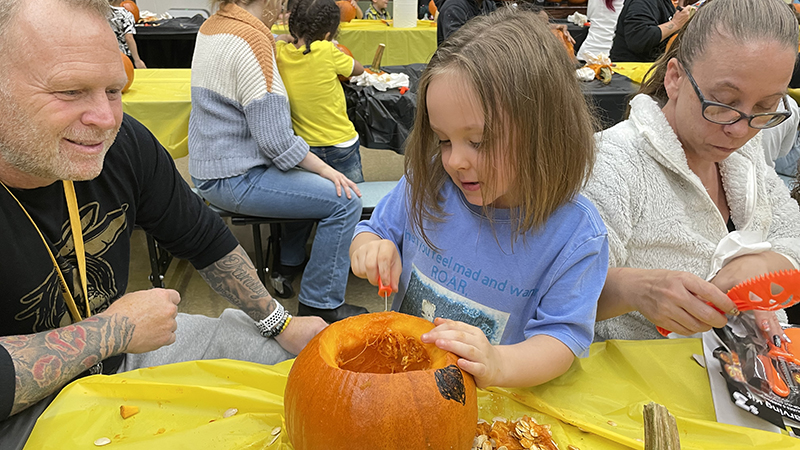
[657,269,800,336]
[377,276,394,312]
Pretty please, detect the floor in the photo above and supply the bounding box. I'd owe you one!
[125,147,406,318]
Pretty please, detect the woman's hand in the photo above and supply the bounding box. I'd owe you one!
[711,251,796,342]
[600,268,736,335]
[317,165,361,199]
[420,318,502,388]
[350,234,402,290]
[297,152,361,198]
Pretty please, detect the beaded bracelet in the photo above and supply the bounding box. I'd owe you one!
[254,303,287,338]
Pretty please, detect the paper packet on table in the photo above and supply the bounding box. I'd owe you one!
[577,52,614,84]
[706,315,800,435]
[349,71,410,92]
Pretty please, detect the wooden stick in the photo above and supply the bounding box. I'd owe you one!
[643,402,681,450]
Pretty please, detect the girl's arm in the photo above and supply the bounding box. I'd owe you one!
[350,232,402,290]
[124,33,146,68]
[351,0,364,19]
[421,319,574,388]
[351,59,364,76]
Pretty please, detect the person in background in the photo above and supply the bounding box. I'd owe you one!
[108,0,146,68]
[365,0,391,19]
[609,0,692,62]
[435,0,496,45]
[0,0,327,448]
[584,0,800,340]
[351,8,608,389]
[761,95,800,189]
[577,0,624,61]
[277,0,366,183]
[189,0,368,323]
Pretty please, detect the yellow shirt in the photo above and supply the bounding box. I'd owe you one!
[275,40,358,146]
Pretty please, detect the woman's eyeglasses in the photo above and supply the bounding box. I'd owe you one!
[681,63,791,129]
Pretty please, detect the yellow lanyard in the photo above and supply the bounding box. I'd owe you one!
[1,180,90,322]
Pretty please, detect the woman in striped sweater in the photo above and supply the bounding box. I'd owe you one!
[189,0,369,324]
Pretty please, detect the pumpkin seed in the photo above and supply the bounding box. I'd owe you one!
[94,437,111,446]
[268,433,280,446]
[223,408,238,418]
[568,445,581,450]
[607,420,618,427]
[271,426,281,436]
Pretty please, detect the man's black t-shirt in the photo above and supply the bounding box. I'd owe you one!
[0,115,238,419]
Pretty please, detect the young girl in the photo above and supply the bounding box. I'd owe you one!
[350,7,609,389]
[276,0,365,183]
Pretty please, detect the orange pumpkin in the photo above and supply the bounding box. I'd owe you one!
[429,0,437,15]
[284,312,478,450]
[337,0,357,22]
[120,0,140,23]
[550,27,575,60]
[121,52,134,93]
[336,43,353,57]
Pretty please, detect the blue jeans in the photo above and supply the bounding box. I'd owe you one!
[310,140,364,183]
[193,166,362,309]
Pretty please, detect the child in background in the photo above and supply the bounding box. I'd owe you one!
[365,0,391,20]
[350,7,609,389]
[108,0,146,68]
[276,0,365,182]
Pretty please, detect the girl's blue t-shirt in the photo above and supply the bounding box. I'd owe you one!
[354,177,609,356]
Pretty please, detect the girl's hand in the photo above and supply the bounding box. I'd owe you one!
[275,33,295,43]
[350,236,402,290]
[317,165,361,199]
[420,318,502,388]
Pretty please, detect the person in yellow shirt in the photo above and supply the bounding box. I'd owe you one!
[276,0,366,182]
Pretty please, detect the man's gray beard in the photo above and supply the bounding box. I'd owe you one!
[0,92,118,182]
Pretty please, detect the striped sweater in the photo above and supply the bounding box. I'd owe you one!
[188,3,309,180]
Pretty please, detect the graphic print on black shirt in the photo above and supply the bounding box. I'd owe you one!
[12,199,128,332]
[397,265,510,344]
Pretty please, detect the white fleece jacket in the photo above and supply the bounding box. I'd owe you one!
[583,94,800,341]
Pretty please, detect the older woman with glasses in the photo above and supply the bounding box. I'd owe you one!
[583,0,800,341]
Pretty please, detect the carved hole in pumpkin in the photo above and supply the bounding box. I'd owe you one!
[336,328,432,374]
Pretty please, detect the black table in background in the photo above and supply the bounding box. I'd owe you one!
[135,15,204,68]
[344,64,637,153]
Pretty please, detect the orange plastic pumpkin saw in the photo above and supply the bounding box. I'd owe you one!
[657,269,800,336]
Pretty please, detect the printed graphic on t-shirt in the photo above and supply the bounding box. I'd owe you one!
[398,265,509,344]
[15,202,128,331]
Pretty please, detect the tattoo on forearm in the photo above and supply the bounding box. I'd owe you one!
[198,245,276,321]
[2,314,134,415]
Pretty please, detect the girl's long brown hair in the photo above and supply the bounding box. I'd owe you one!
[404,6,597,249]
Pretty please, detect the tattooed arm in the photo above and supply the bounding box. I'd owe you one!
[1,288,180,416]
[197,245,326,355]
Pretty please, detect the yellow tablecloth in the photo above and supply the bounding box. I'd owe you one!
[272,19,438,67]
[24,339,798,449]
[122,69,192,159]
